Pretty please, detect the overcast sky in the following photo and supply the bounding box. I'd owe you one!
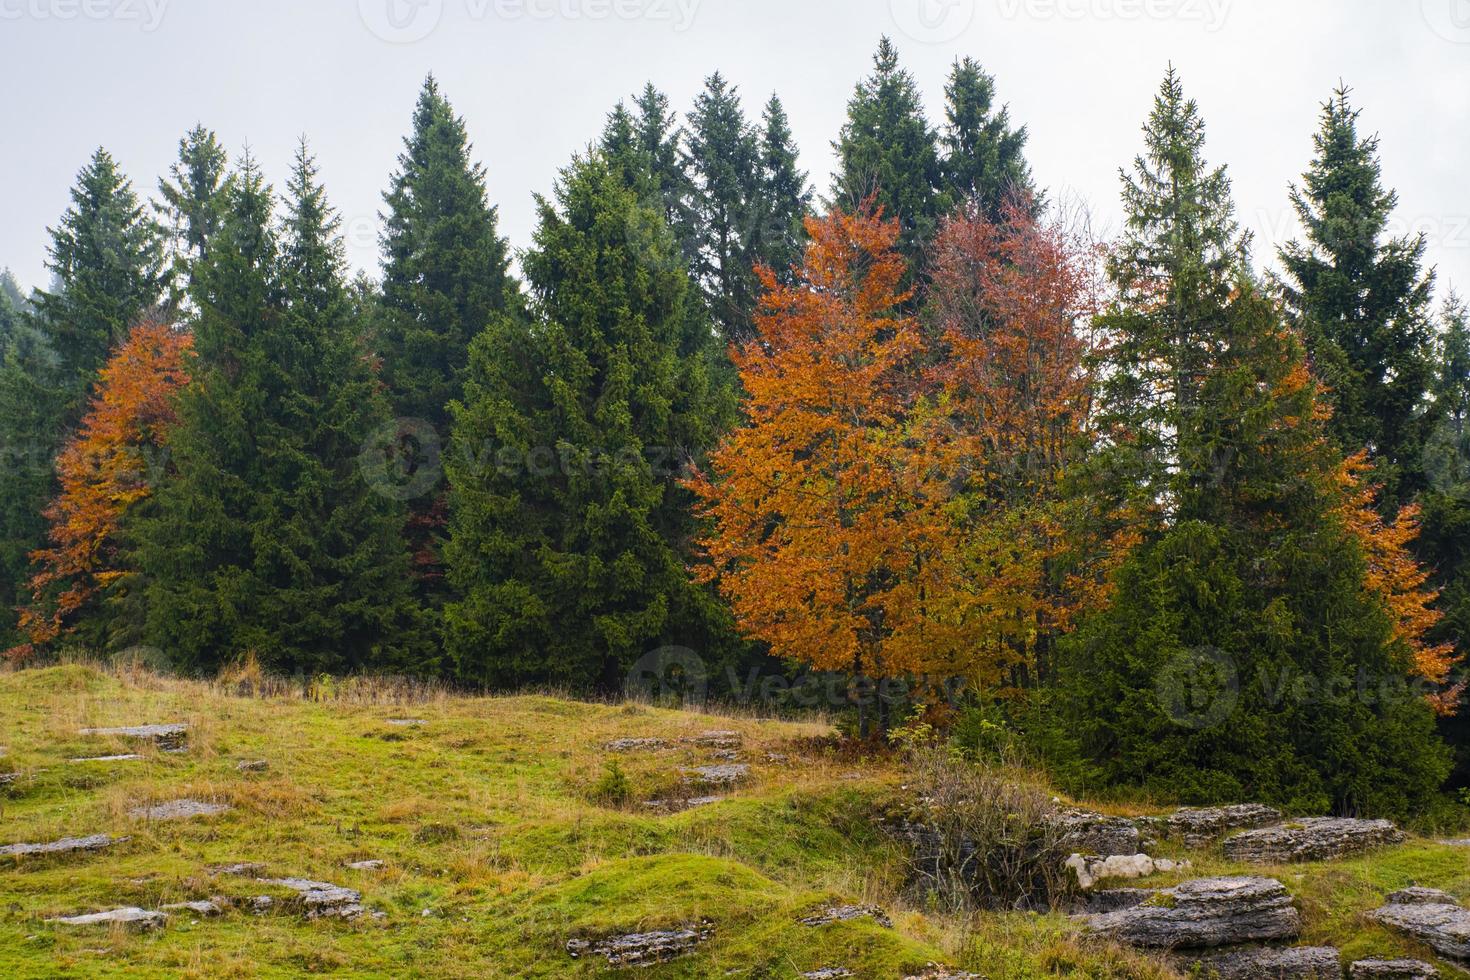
[2,0,1467,306]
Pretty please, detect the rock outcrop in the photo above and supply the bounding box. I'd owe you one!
[1066,853,1190,890]
[1077,876,1301,949]
[1367,888,1470,961]
[1164,805,1283,846]
[685,730,742,750]
[1223,818,1404,863]
[1182,945,1341,979]
[604,737,671,752]
[78,723,188,750]
[566,922,713,967]
[47,907,166,930]
[258,877,366,919]
[1052,808,1145,857]
[682,763,749,788]
[797,904,893,928]
[0,833,127,858]
[1349,959,1440,979]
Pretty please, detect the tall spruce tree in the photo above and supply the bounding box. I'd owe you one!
[156,125,233,297]
[141,146,424,674]
[1055,70,1450,818]
[31,148,167,402]
[684,73,763,342]
[443,151,730,690]
[378,75,519,432]
[0,269,26,339]
[753,94,811,285]
[832,37,945,270]
[1280,86,1437,509]
[940,57,1036,217]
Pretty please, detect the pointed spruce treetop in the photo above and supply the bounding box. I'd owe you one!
[832,36,944,268]
[754,93,811,283]
[378,74,518,431]
[33,147,167,393]
[1279,84,1436,505]
[280,137,347,314]
[157,124,233,293]
[941,57,1036,217]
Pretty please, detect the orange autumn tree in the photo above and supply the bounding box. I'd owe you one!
[1336,451,1464,714]
[8,319,192,662]
[687,206,1040,726]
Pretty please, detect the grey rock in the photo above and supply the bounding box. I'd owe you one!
[210,862,265,876]
[1386,887,1457,906]
[685,730,742,749]
[78,723,188,750]
[1077,876,1301,950]
[603,737,671,752]
[901,967,985,980]
[1349,959,1440,979]
[1066,852,1190,890]
[248,895,274,914]
[1082,889,1154,914]
[1183,945,1340,979]
[566,921,713,967]
[798,904,893,928]
[346,860,386,871]
[47,907,166,931]
[0,772,17,786]
[682,763,749,787]
[258,877,365,920]
[1368,891,1470,961]
[161,900,223,916]
[385,718,425,727]
[1224,818,1404,863]
[1166,804,1283,846]
[236,760,269,773]
[129,799,231,821]
[801,970,855,979]
[0,833,127,858]
[70,754,144,763]
[1052,808,1144,857]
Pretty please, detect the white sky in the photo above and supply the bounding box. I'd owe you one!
[1,0,1467,305]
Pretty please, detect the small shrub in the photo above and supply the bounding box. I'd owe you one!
[414,823,461,844]
[894,747,1074,912]
[588,760,632,806]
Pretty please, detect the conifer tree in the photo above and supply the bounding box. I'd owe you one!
[156,125,233,296]
[1056,70,1450,818]
[753,94,811,285]
[142,145,424,674]
[833,37,945,270]
[940,57,1036,218]
[444,151,729,690]
[378,76,518,433]
[31,148,167,401]
[1280,86,1437,509]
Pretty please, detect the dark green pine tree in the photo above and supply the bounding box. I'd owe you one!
[0,318,67,648]
[752,94,811,285]
[1279,86,1437,509]
[142,145,425,674]
[940,57,1036,217]
[684,72,763,343]
[31,148,167,404]
[1418,295,1470,783]
[0,269,27,339]
[832,36,945,270]
[444,151,731,690]
[1054,70,1449,819]
[600,84,700,270]
[378,75,519,433]
[156,124,233,297]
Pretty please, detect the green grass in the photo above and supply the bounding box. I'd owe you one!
[0,664,1463,978]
